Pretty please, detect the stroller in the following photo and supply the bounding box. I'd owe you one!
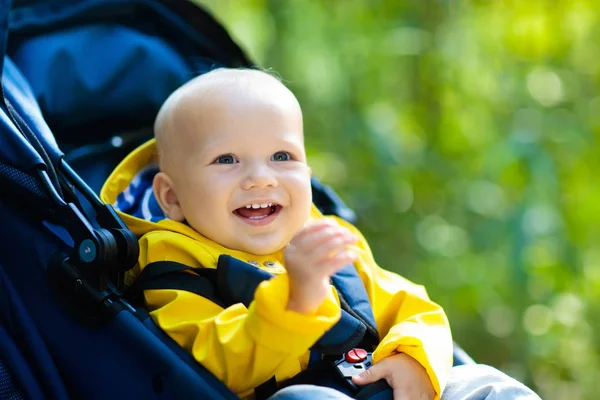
[0,0,474,398]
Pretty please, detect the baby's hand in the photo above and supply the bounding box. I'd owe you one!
[284,219,358,314]
[352,353,435,400]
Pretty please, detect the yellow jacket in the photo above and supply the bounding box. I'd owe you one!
[101,140,453,399]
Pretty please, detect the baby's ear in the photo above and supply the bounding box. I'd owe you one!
[153,172,185,221]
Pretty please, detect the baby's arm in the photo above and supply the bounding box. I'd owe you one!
[285,219,359,314]
[143,276,339,396]
[137,229,349,397]
[333,217,454,399]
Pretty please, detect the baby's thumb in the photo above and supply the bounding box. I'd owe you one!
[352,364,382,386]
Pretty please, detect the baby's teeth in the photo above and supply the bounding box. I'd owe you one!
[245,203,273,209]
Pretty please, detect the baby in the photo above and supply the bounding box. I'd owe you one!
[152,68,357,316]
[102,68,541,400]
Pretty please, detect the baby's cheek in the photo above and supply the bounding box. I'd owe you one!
[288,174,312,197]
[288,206,312,242]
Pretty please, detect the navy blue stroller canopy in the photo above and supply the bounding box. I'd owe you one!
[0,0,473,398]
[7,0,253,193]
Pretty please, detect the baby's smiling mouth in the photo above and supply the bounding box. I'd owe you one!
[233,203,282,221]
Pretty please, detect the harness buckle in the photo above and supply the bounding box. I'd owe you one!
[332,348,374,390]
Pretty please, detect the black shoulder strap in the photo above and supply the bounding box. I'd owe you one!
[125,261,225,308]
[128,258,278,400]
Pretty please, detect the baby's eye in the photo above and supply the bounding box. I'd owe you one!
[271,151,291,162]
[214,154,237,164]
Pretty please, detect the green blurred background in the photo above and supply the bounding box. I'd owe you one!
[198,1,600,398]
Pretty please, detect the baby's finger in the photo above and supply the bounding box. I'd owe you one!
[352,358,388,387]
[291,220,338,244]
[298,227,354,252]
[321,250,358,274]
[311,233,358,261]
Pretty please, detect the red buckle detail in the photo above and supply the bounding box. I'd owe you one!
[345,348,368,363]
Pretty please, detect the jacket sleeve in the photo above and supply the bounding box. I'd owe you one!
[136,233,342,397]
[333,217,454,399]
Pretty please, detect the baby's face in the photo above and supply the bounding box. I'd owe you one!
[160,82,312,255]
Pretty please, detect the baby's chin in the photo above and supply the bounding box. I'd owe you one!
[237,242,284,257]
[232,236,289,256]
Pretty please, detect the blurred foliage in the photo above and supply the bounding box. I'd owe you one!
[198,1,600,398]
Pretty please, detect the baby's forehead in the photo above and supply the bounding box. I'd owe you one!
[180,69,284,98]
[173,70,298,123]
[156,69,301,159]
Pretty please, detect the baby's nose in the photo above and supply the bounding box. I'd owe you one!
[241,167,278,190]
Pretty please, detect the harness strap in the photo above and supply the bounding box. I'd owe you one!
[127,259,280,400]
[332,271,379,346]
[126,256,386,398]
[126,260,225,308]
[128,256,376,351]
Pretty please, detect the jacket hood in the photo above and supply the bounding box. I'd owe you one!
[101,139,178,237]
